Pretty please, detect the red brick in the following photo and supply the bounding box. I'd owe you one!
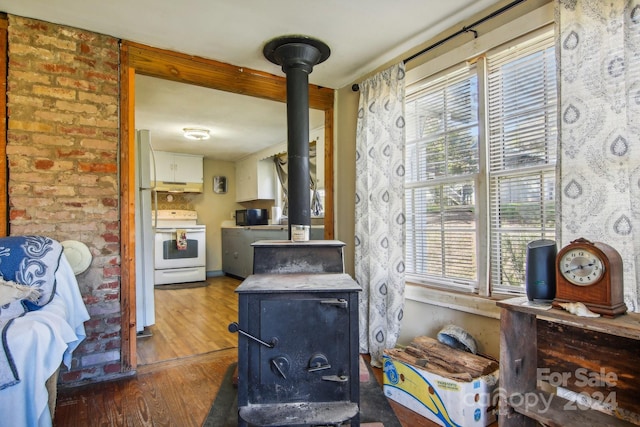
[84,70,118,83]
[57,76,96,91]
[103,265,120,276]
[83,295,100,305]
[56,149,91,159]
[104,293,119,301]
[78,162,117,173]
[35,159,54,170]
[73,55,96,68]
[22,19,49,32]
[63,201,84,208]
[9,209,29,220]
[98,281,119,290]
[102,198,117,207]
[105,221,119,231]
[41,63,77,75]
[60,371,83,383]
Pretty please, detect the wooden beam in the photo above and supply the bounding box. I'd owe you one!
[0,15,7,237]
[119,43,137,371]
[124,41,334,111]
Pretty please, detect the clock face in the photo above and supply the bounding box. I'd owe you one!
[559,248,605,286]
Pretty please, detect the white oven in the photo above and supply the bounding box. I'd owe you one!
[153,210,206,285]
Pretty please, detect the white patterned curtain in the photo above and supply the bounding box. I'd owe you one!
[355,63,406,367]
[557,0,640,311]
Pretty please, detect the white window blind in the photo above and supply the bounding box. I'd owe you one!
[404,26,556,295]
[405,65,479,291]
[487,31,557,294]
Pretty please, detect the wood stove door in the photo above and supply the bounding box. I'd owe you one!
[249,295,353,404]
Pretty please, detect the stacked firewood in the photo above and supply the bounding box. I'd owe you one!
[385,336,499,382]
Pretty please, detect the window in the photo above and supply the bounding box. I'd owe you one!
[404,28,557,295]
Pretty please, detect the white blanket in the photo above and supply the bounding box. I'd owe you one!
[0,256,89,427]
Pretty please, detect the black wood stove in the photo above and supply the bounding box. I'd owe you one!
[227,34,361,426]
[230,240,361,426]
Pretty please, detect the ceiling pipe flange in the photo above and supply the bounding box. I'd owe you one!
[263,35,330,73]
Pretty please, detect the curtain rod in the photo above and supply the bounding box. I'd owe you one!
[352,0,527,92]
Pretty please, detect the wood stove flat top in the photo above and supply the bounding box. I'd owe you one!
[235,273,361,293]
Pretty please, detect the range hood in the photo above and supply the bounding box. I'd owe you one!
[152,180,203,193]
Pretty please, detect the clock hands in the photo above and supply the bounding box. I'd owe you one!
[563,262,596,274]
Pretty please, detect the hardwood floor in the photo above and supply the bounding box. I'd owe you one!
[55,347,238,426]
[136,276,241,365]
[54,276,451,427]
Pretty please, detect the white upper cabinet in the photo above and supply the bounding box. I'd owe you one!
[235,154,276,202]
[152,151,203,192]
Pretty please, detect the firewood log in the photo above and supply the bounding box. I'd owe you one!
[406,336,498,377]
[384,348,474,382]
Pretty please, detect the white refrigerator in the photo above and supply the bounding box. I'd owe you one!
[135,129,156,333]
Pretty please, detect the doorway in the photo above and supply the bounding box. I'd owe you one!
[120,41,335,370]
[132,74,326,365]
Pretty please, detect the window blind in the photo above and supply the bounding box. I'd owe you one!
[405,65,479,291]
[487,31,557,293]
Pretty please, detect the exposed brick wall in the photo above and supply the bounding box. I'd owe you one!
[6,15,122,384]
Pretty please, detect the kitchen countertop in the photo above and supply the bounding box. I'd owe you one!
[222,225,324,230]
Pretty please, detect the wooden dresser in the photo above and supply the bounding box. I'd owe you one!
[498,297,640,426]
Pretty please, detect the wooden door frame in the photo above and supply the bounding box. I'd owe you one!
[119,41,335,370]
[0,15,7,238]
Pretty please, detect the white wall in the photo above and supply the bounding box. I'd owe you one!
[399,299,501,359]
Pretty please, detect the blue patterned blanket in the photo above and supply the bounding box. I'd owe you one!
[0,236,62,390]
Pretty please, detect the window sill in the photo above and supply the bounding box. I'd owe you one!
[404,282,508,320]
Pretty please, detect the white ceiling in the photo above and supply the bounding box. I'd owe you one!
[0,0,502,160]
[134,75,325,161]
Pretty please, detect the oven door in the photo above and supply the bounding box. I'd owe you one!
[154,227,206,269]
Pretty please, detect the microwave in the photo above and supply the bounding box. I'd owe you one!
[236,209,268,226]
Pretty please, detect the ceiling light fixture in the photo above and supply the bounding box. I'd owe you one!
[183,128,210,140]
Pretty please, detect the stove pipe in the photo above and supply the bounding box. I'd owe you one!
[264,36,330,237]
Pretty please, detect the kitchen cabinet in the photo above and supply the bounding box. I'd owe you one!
[221,228,252,279]
[235,155,276,202]
[222,226,325,278]
[222,227,287,278]
[152,151,203,184]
